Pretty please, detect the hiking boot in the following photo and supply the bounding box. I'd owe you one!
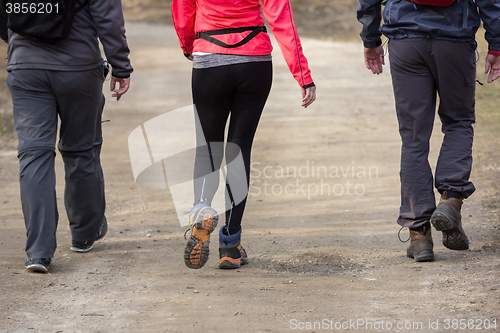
[184,204,218,269]
[71,219,108,253]
[430,196,469,250]
[406,225,434,262]
[219,228,249,269]
[25,258,51,273]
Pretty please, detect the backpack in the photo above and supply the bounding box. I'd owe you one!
[6,0,88,43]
[408,0,456,6]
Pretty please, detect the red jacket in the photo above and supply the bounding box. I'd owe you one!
[172,0,314,87]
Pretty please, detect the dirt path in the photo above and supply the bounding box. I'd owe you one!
[1,22,499,333]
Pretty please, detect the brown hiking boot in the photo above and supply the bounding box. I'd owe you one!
[430,194,469,250]
[407,225,434,262]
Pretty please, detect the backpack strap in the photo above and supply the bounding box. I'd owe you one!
[195,26,267,49]
[462,0,468,29]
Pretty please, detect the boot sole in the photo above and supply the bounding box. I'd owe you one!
[184,207,218,269]
[25,263,49,273]
[407,249,434,262]
[219,257,241,269]
[431,213,469,250]
[189,207,218,234]
[184,237,211,269]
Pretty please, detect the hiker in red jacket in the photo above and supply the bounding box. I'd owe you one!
[172,0,316,269]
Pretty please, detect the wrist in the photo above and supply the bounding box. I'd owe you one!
[363,39,382,49]
[488,50,500,56]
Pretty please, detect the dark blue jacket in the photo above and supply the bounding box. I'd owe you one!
[357,0,500,51]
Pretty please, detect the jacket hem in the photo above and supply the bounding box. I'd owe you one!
[6,60,103,72]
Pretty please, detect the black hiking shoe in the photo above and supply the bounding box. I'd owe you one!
[431,201,469,250]
[25,258,51,273]
[218,228,249,269]
[71,219,108,253]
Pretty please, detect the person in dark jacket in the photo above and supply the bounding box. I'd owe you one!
[0,0,133,272]
[357,0,500,261]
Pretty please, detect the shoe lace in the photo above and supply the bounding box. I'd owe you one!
[398,226,410,243]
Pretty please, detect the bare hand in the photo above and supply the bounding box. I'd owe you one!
[110,76,130,101]
[302,86,316,108]
[364,46,385,75]
[485,54,500,83]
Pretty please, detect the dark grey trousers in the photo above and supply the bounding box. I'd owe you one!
[388,39,476,229]
[7,68,107,259]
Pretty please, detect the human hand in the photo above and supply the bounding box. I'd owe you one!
[485,54,500,83]
[110,76,130,101]
[302,86,316,108]
[364,46,385,75]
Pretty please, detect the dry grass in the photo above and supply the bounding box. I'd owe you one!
[121,0,361,40]
[0,43,13,139]
[122,0,172,24]
[288,0,361,40]
[463,35,500,217]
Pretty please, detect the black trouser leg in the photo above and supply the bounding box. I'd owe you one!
[192,61,273,233]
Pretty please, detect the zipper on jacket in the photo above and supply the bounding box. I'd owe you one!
[462,0,468,29]
[384,0,393,25]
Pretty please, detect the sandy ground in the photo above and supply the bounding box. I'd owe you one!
[1,22,499,333]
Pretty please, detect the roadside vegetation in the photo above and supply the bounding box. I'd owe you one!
[0,43,13,142]
[120,0,361,40]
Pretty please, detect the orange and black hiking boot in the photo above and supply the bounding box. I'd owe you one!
[184,203,218,269]
[218,228,249,269]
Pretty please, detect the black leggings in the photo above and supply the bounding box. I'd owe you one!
[192,61,273,234]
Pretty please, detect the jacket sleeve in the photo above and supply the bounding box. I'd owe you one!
[171,0,196,56]
[357,0,383,48]
[89,0,133,78]
[261,0,314,88]
[476,0,500,52]
[0,0,8,43]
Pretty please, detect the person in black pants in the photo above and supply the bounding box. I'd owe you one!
[173,0,316,269]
